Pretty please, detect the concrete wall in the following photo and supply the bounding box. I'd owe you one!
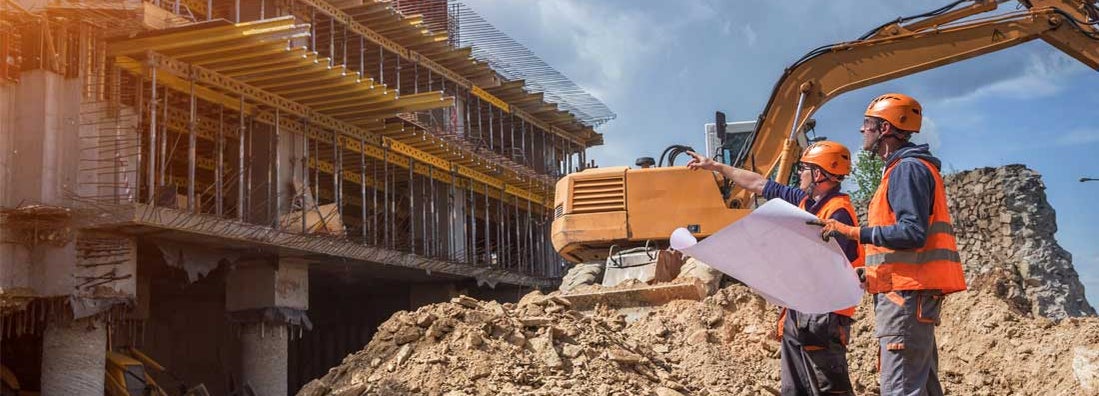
[141,261,242,395]
[289,274,411,393]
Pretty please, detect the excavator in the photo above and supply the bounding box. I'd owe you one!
[551,0,1099,311]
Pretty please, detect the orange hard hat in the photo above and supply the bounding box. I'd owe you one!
[800,140,851,176]
[865,93,922,132]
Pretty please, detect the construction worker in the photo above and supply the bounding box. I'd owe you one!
[686,142,861,396]
[811,93,966,396]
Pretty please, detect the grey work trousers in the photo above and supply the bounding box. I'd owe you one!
[874,289,945,396]
[779,309,855,396]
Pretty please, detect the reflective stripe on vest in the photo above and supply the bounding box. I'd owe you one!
[798,194,862,317]
[865,158,967,295]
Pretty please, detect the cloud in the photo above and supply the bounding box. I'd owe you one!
[910,116,941,151]
[741,24,758,47]
[1055,128,1099,146]
[938,50,1086,106]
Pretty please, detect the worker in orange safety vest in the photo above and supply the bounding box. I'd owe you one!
[687,141,862,396]
[810,93,966,396]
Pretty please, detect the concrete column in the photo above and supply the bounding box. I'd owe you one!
[41,319,107,396]
[226,258,308,396]
[240,323,289,396]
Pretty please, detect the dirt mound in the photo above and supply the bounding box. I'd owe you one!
[297,292,681,395]
[299,280,1099,396]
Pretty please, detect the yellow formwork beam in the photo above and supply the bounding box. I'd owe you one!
[116,52,551,207]
[108,17,300,57]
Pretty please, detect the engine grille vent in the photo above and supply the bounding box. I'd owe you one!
[570,175,625,214]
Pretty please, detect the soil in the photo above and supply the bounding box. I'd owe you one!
[298,272,1099,396]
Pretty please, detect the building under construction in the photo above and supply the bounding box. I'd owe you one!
[0,0,612,394]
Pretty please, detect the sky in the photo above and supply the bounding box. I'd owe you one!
[461,0,1099,307]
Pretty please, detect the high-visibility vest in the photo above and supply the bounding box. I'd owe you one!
[864,158,967,295]
[775,193,864,340]
[800,194,863,317]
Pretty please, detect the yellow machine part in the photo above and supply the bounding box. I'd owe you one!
[551,166,746,263]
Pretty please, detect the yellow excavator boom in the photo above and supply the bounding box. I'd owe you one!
[552,0,1099,265]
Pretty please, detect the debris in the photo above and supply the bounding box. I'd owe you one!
[298,283,1099,396]
[452,295,481,309]
[394,344,413,366]
[519,316,552,327]
[530,333,563,368]
[654,386,685,396]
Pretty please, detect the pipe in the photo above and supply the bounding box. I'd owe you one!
[147,66,158,204]
[237,95,246,221]
[187,72,197,212]
[273,108,280,228]
[360,138,367,242]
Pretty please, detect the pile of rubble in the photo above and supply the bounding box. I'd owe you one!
[297,273,1099,395]
[297,292,681,396]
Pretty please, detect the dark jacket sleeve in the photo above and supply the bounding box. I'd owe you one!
[762,179,807,206]
[858,158,933,249]
[830,209,860,262]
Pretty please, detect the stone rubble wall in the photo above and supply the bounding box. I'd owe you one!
[858,164,1094,319]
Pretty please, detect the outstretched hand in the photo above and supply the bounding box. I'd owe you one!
[685,151,722,172]
[806,219,861,242]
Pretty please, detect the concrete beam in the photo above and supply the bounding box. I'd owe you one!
[97,204,557,288]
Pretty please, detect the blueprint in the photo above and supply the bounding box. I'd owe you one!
[670,198,864,313]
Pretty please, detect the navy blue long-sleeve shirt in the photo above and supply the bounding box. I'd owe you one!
[762,180,860,263]
[858,143,940,249]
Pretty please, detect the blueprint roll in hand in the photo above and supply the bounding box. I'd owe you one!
[670,199,863,313]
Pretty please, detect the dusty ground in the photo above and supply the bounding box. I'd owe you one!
[298,272,1099,396]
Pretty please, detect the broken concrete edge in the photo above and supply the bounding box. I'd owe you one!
[154,238,239,283]
[83,204,558,289]
[226,307,313,331]
[1,296,131,339]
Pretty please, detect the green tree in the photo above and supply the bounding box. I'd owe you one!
[850,150,885,204]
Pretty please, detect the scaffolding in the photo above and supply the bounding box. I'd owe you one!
[0,0,621,285]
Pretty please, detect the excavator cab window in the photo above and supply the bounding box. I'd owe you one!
[704,121,755,166]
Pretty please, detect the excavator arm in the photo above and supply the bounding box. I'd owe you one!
[551,0,1097,265]
[736,0,1099,207]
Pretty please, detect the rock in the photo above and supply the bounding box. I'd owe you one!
[704,312,722,328]
[562,344,583,358]
[395,344,413,366]
[654,386,686,396]
[416,312,437,328]
[518,290,545,306]
[297,379,330,396]
[548,296,573,308]
[1074,347,1099,393]
[393,325,422,345]
[650,324,669,338]
[465,332,484,349]
[505,330,527,347]
[520,316,553,327]
[330,383,368,396]
[687,329,711,345]
[531,333,564,368]
[608,348,644,365]
[452,295,482,309]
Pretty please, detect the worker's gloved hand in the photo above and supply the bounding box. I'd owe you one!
[855,267,867,289]
[805,219,860,242]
